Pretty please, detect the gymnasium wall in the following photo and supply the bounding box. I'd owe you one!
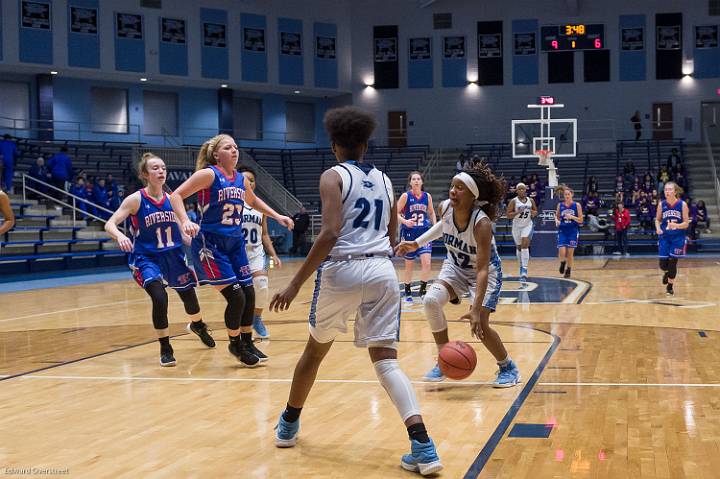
[349,0,718,147]
[0,0,351,147]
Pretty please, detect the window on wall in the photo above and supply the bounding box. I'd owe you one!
[233,97,263,140]
[0,81,30,130]
[90,87,128,134]
[143,91,178,136]
[286,102,315,143]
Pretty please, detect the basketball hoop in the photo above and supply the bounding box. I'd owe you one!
[535,149,552,166]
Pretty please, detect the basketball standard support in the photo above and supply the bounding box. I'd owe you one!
[511,102,578,257]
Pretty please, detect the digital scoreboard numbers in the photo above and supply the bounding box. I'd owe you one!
[541,24,605,51]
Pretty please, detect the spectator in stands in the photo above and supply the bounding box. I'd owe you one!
[675,170,688,192]
[111,189,125,212]
[614,174,625,195]
[583,190,601,216]
[186,202,198,223]
[70,178,89,219]
[584,192,610,239]
[505,177,517,202]
[657,166,671,192]
[28,156,50,199]
[456,154,466,174]
[612,202,631,256]
[696,200,711,234]
[93,178,110,219]
[47,146,73,198]
[586,176,599,195]
[290,206,310,255]
[470,154,482,168]
[642,173,654,193]
[630,110,642,140]
[0,134,18,194]
[83,179,97,218]
[623,160,636,180]
[630,177,642,204]
[637,193,653,234]
[106,173,119,196]
[666,148,681,172]
[649,190,660,222]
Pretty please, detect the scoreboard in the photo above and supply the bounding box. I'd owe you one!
[541,24,605,51]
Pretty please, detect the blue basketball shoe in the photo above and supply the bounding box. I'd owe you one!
[422,363,446,382]
[401,438,443,476]
[274,414,300,448]
[493,360,521,388]
[253,315,269,339]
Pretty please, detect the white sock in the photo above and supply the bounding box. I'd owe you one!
[374,359,421,422]
[521,249,529,270]
[497,356,511,367]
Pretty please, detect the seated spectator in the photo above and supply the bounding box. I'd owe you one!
[70,178,89,219]
[612,202,631,255]
[28,156,50,199]
[623,160,636,180]
[586,175,599,195]
[585,200,610,239]
[675,170,688,192]
[666,148,681,172]
[186,202,198,223]
[505,178,517,202]
[106,174,119,196]
[657,166,671,192]
[528,181,540,202]
[93,178,110,218]
[583,191,601,216]
[47,146,73,199]
[614,174,625,194]
[455,153,466,174]
[642,173,654,193]
[696,200,711,234]
[636,194,653,234]
[630,177,642,204]
[649,190,660,218]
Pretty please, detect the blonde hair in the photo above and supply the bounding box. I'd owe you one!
[664,181,683,196]
[137,152,162,185]
[196,134,235,171]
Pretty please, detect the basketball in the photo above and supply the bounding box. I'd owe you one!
[438,341,477,380]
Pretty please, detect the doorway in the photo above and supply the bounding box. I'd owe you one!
[388,111,407,147]
[652,102,673,140]
[701,102,720,145]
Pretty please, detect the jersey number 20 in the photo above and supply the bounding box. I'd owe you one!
[353,198,384,230]
[242,228,259,244]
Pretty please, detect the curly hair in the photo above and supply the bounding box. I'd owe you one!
[462,161,506,220]
[323,106,377,153]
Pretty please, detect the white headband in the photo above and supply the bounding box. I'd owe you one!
[454,172,479,199]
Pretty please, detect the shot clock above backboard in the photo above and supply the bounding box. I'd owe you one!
[541,24,604,51]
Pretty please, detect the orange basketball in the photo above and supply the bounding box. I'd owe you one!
[438,340,477,380]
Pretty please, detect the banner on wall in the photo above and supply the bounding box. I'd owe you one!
[513,32,536,55]
[203,23,226,48]
[374,38,397,62]
[656,25,680,50]
[695,25,719,49]
[621,27,644,51]
[243,28,266,52]
[316,36,336,59]
[161,18,186,44]
[443,36,465,58]
[280,32,302,56]
[478,33,502,58]
[70,6,97,34]
[21,1,51,30]
[116,13,143,39]
[409,37,431,60]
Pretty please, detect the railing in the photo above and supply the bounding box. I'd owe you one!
[133,146,302,216]
[0,116,142,143]
[21,175,122,230]
[309,214,322,241]
[421,148,441,183]
[703,124,720,217]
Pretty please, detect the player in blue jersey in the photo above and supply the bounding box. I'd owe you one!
[169,135,294,368]
[397,172,436,302]
[655,181,689,296]
[555,186,583,278]
[105,153,214,367]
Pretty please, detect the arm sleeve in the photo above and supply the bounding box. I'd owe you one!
[413,221,443,246]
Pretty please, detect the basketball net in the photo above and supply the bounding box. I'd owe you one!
[535,149,559,189]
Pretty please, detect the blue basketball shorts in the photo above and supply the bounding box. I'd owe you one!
[557,229,579,249]
[129,248,196,290]
[658,234,687,258]
[191,230,252,286]
[401,227,433,260]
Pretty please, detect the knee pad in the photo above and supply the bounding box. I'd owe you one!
[145,281,169,330]
[373,359,420,422]
[668,258,678,279]
[659,258,669,271]
[176,288,200,315]
[423,283,450,333]
[220,283,245,330]
[252,275,269,310]
[241,284,255,327]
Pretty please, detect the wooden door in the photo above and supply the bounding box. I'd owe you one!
[388,111,407,147]
[652,102,673,140]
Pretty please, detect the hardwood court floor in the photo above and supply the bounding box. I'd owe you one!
[0,257,719,478]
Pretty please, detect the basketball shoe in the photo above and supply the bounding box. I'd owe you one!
[401,438,443,476]
[275,414,300,447]
[422,364,446,382]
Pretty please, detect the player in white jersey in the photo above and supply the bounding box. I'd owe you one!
[396,163,521,388]
[270,107,442,476]
[506,183,537,285]
[240,166,282,339]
